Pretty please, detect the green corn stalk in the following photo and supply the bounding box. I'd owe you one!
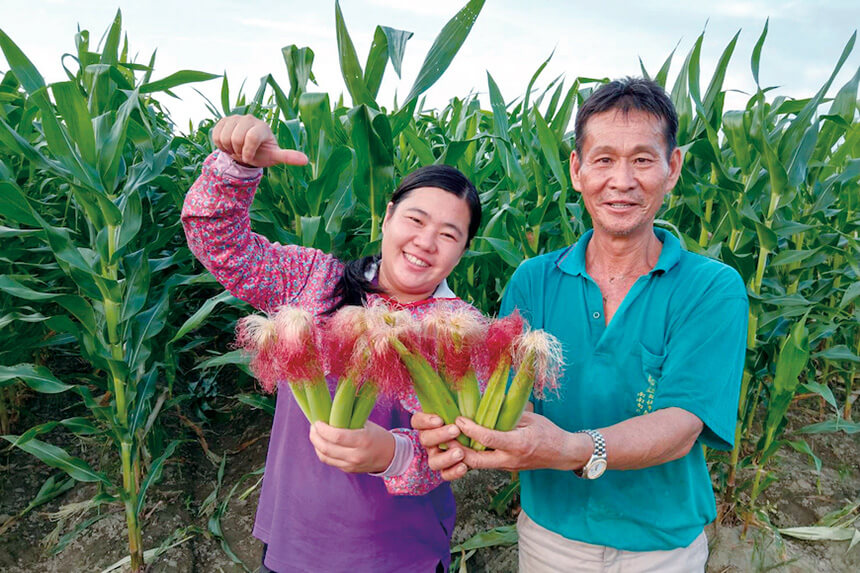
[0,12,217,571]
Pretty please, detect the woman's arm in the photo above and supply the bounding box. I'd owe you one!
[181,151,343,314]
[182,114,344,314]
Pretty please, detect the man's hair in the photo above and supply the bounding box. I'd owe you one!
[574,77,679,160]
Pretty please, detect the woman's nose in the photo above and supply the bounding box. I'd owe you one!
[412,227,437,252]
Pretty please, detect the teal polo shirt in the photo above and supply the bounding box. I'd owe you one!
[500,228,748,551]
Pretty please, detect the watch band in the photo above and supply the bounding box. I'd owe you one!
[573,429,607,479]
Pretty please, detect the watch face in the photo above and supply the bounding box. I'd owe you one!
[587,459,607,479]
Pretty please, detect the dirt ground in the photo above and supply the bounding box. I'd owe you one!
[0,391,857,572]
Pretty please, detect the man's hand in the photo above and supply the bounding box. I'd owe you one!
[412,411,592,479]
[454,412,590,472]
[309,420,395,474]
[211,115,308,168]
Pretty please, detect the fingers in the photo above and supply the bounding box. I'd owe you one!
[212,115,238,156]
[239,121,270,165]
[275,148,309,166]
[417,424,461,449]
[440,461,469,481]
[313,421,366,447]
[411,412,445,431]
[455,417,510,451]
[309,423,364,470]
[211,114,308,167]
[426,442,469,480]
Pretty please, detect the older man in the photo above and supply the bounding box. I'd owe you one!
[415,77,748,571]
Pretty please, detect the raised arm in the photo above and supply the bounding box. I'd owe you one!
[181,116,342,314]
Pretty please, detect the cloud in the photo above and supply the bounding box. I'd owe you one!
[239,17,333,39]
[365,0,467,17]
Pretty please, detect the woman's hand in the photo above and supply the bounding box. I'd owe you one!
[211,115,308,168]
[411,412,471,481]
[309,420,396,474]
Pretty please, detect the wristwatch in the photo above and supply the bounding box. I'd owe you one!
[573,429,607,479]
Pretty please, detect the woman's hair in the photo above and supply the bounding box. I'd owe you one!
[326,164,481,313]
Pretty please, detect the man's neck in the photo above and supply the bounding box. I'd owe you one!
[585,227,662,282]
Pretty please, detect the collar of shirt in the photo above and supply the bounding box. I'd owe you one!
[363,258,456,299]
[554,227,682,278]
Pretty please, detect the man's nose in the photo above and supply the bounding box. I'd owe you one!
[609,162,636,190]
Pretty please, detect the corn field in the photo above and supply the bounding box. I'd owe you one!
[0,2,858,571]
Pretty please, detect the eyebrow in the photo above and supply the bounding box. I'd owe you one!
[589,143,663,156]
[404,207,465,238]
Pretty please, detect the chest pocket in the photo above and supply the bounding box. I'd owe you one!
[636,343,666,415]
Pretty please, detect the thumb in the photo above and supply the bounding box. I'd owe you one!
[456,417,506,450]
[274,148,309,166]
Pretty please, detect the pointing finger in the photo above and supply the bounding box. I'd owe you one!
[275,148,309,166]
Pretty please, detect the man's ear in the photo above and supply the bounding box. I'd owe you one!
[569,150,583,193]
[666,146,682,191]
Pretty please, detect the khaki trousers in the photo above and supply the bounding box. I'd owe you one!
[517,511,708,572]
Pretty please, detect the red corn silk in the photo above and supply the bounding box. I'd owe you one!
[363,305,419,400]
[267,306,325,387]
[365,341,413,400]
[234,314,281,393]
[320,306,370,379]
[273,328,325,386]
[474,310,526,381]
[419,305,487,387]
[513,329,564,399]
[250,346,280,394]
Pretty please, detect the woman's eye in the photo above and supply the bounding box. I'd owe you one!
[441,233,457,241]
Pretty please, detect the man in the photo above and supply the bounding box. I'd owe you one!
[414,77,748,571]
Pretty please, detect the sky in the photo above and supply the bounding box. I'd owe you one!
[1,0,858,132]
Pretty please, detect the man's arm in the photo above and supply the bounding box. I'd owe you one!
[414,406,702,480]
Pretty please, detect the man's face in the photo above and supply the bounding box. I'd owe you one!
[570,109,681,240]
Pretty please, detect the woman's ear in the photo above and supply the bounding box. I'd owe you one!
[381,202,395,230]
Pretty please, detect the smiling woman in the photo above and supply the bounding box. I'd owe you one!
[181,114,482,572]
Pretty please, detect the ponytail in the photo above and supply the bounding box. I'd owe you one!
[325,255,380,314]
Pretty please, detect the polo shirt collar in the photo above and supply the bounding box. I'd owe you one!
[556,227,681,277]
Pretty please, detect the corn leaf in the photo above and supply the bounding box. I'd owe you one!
[139,70,219,94]
[0,364,72,393]
[2,435,113,486]
[404,0,485,104]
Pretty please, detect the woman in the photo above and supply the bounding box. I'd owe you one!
[181,115,482,573]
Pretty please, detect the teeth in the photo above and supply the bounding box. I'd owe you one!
[404,253,429,267]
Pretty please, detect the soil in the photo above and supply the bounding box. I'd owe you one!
[0,391,857,572]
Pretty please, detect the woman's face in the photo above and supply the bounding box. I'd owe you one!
[378,186,471,303]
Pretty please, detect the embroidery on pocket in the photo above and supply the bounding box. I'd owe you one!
[635,373,657,415]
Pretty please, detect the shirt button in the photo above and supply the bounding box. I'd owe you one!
[592,311,601,319]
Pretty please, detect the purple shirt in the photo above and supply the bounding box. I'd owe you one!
[253,385,455,572]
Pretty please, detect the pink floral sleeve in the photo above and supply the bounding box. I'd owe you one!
[181,152,343,314]
[385,427,443,495]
